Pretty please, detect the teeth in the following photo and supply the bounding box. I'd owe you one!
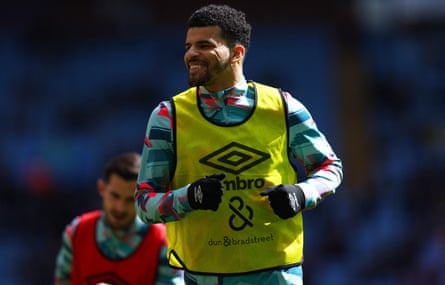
[190,65,201,71]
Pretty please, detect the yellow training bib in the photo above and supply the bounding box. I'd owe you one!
[168,82,303,274]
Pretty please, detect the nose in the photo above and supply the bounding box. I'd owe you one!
[185,46,200,58]
[115,199,127,213]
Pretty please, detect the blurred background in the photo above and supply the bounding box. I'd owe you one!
[1,0,445,284]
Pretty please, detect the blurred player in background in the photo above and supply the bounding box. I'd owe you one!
[54,152,183,285]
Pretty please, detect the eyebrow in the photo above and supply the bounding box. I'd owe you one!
[186,39,215,46]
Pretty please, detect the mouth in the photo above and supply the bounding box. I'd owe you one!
[111,212,126,222]
[188,60,207,74]
[189,64,202,73]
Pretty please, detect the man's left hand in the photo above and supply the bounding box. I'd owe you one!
[260,184,305,219]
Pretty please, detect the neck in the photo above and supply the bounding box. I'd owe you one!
[204,68,244,93]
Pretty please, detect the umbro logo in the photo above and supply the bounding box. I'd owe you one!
[199,142,270,175]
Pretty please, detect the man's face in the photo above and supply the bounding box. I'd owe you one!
[184,26,233,90]
[98,174,137,231]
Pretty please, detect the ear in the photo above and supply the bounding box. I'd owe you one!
[97,178,106,197]
[232,45,245,62]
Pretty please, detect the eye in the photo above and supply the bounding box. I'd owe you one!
[111,192,120,200]
[199,43,212,49]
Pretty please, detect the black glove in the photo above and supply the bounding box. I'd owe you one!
[187,173,226,211]
[260,184,305,219]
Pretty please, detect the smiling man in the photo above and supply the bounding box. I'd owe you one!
[134,4,343,285]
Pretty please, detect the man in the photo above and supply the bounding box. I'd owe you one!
[135,4,343,285]
[54,152,183,285]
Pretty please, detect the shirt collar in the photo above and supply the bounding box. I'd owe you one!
[199,77,248,98]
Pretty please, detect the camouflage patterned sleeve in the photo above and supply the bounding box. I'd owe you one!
[284,92,343,209]
[135,101,193,224]
[54,217,79,285]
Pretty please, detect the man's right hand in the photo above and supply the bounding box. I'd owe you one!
[187,173,226,211]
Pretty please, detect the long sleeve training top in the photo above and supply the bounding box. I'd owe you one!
[135,79,343,224]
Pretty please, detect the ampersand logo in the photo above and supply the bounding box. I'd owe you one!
[228,196,253,231]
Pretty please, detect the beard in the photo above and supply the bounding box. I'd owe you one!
[187,59,230,87]
[188,71,211,87]
[105,210,133,231]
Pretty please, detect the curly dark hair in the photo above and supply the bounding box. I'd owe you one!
[187,4,252,50]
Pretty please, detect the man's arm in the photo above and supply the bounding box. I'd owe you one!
[134,101,193,224]
[54,218,78,285]
[284,92,343,209]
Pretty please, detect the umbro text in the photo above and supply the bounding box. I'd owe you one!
[223,176,265,190]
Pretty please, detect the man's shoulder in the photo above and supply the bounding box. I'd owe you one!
[172,86,197,99]
[67,210,101,227]
[142,223,167,245]
[64,210,101,241]
[77,210,102,222]
[147,223,166,236]
[250,81,283,93]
